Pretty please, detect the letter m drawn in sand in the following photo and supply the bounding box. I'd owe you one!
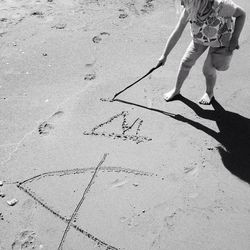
[83,111,152,144]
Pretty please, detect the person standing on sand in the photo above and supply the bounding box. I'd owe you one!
[157,0,246,105]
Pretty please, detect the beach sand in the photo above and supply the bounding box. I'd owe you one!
[0,0,250,249]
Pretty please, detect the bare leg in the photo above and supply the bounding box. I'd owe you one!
[164,41,208,102]
[200,53,216,105]
[163,64,190,101]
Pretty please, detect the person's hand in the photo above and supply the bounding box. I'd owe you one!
[157,55,167,68]
[228,37,240,52]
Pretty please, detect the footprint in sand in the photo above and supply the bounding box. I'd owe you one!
[84,73,96,81]
[38,111,64,136]
[141,0,155,14]
[100,32,110,36]
[118,9,129,19]
[92,36,102,43]
[12,230,42,250]
[92,32,110,44]
[38,121,54,136]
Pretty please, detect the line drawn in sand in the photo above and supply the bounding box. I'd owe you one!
[83,111,152,144]
[16,154,157,250]
[57,153,108,250]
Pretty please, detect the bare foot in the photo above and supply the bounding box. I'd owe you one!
[199,93,214,105]
[163,89,180,102]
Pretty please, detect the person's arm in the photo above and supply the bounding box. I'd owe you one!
[157,9,189,67]
[229,6,246,51]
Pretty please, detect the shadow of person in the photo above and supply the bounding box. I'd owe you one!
[174,95,250,184]
[114,96,250,184]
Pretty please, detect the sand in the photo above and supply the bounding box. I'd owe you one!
[0,0,250,249]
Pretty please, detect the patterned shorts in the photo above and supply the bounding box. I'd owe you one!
[181,40,233,71]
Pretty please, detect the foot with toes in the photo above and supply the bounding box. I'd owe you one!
[199,93,214,105]
[163,89,180,102]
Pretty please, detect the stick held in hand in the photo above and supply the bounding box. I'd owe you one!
[112,64,161,100]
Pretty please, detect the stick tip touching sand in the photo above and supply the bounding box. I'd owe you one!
[100,97,115,102]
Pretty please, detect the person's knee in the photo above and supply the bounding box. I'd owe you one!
[211,52,232,71]
[180,59,194,71]
[213,63,229,71]
[203,64,216,78]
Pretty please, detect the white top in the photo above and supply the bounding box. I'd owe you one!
[188,0,238,47]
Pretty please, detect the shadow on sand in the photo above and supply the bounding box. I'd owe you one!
[114,96,250,184]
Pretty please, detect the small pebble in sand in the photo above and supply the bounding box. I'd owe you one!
[42,53,48,56]
[30,11,44,17]
[0,181,3,186]
[0,192,5,198]
[7,198,18,206]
